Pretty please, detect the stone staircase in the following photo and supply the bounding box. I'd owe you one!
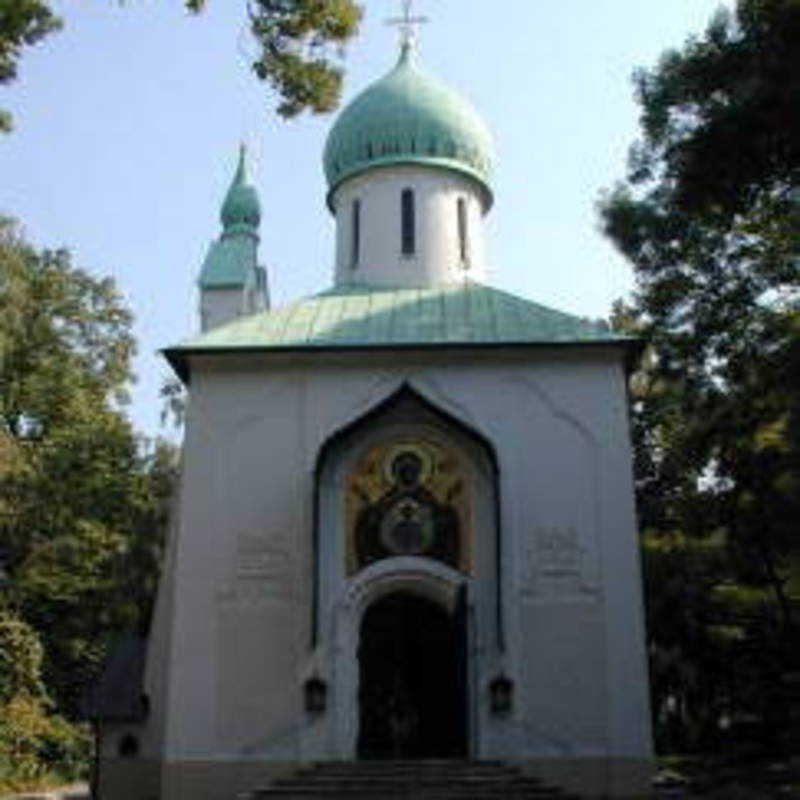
[243,760,582,799]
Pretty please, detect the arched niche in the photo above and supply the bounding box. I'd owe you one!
[309,384,501,759]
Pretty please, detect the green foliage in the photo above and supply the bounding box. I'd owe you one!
[0,612,46,705]
[2,1,361,133]
[602,0,800,755]
[0,696,90,790]
[0,217,178,738]
[244,0,362,118]
[0,613,90,791]
[185,0,363,117]
[629,0,800,220]
[0,218,178,792]
[0,0,62,132]
[0,217,135,423]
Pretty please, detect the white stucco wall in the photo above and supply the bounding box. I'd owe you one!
[331,165,488,287]
[199,287,244,333]
[142,345,652,782]
[199,270,268,333]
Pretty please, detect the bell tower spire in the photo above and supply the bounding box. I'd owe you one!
[220,144,260,233]
[198,145,269,332]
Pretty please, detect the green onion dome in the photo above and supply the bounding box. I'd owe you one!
[323,43,495,210]
[221,145,261,232]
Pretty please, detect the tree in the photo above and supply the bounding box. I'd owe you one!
[0,613,89,791]
[623,0,800,221]
[1,0,362,132]
[0,217,178,720]
[601,0,800,753]
[0,0,62,132]
[190,0,363,118]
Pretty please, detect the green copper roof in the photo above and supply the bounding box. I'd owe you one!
[198,235,258,289]
[166,283,630,379]
[199,147,260,290]
[323,44,495,210]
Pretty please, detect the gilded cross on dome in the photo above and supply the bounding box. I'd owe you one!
[386,0,428,48]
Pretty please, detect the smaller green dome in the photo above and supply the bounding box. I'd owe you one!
[324,44,495,210]
[199,146,261,290]
[221,145,261,232]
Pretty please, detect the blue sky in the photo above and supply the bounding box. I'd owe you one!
[0,0,726,440]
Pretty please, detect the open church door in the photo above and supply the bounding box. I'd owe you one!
[358,592,468,759]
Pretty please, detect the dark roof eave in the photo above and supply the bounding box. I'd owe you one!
[162,336,643,387]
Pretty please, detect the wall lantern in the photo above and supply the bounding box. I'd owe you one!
[489,674,513,715]
[304,677,327,714]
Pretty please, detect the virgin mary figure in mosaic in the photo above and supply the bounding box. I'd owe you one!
[353,447,461,569]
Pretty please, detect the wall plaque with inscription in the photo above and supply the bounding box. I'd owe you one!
[233,534,293,600]
[523,526,600,601]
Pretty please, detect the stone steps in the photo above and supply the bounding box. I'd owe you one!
[244,760,581,799]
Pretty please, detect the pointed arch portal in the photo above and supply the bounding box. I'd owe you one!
[312,384,503,651]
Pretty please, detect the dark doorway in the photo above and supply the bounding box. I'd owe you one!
[357,592,467,759]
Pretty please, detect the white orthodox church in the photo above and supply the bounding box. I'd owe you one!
[93,34,652,800]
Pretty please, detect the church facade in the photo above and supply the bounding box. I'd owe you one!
[96,40,653,800]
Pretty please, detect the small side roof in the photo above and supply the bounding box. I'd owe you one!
[84,633,148,723]
[164,282,638,383]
